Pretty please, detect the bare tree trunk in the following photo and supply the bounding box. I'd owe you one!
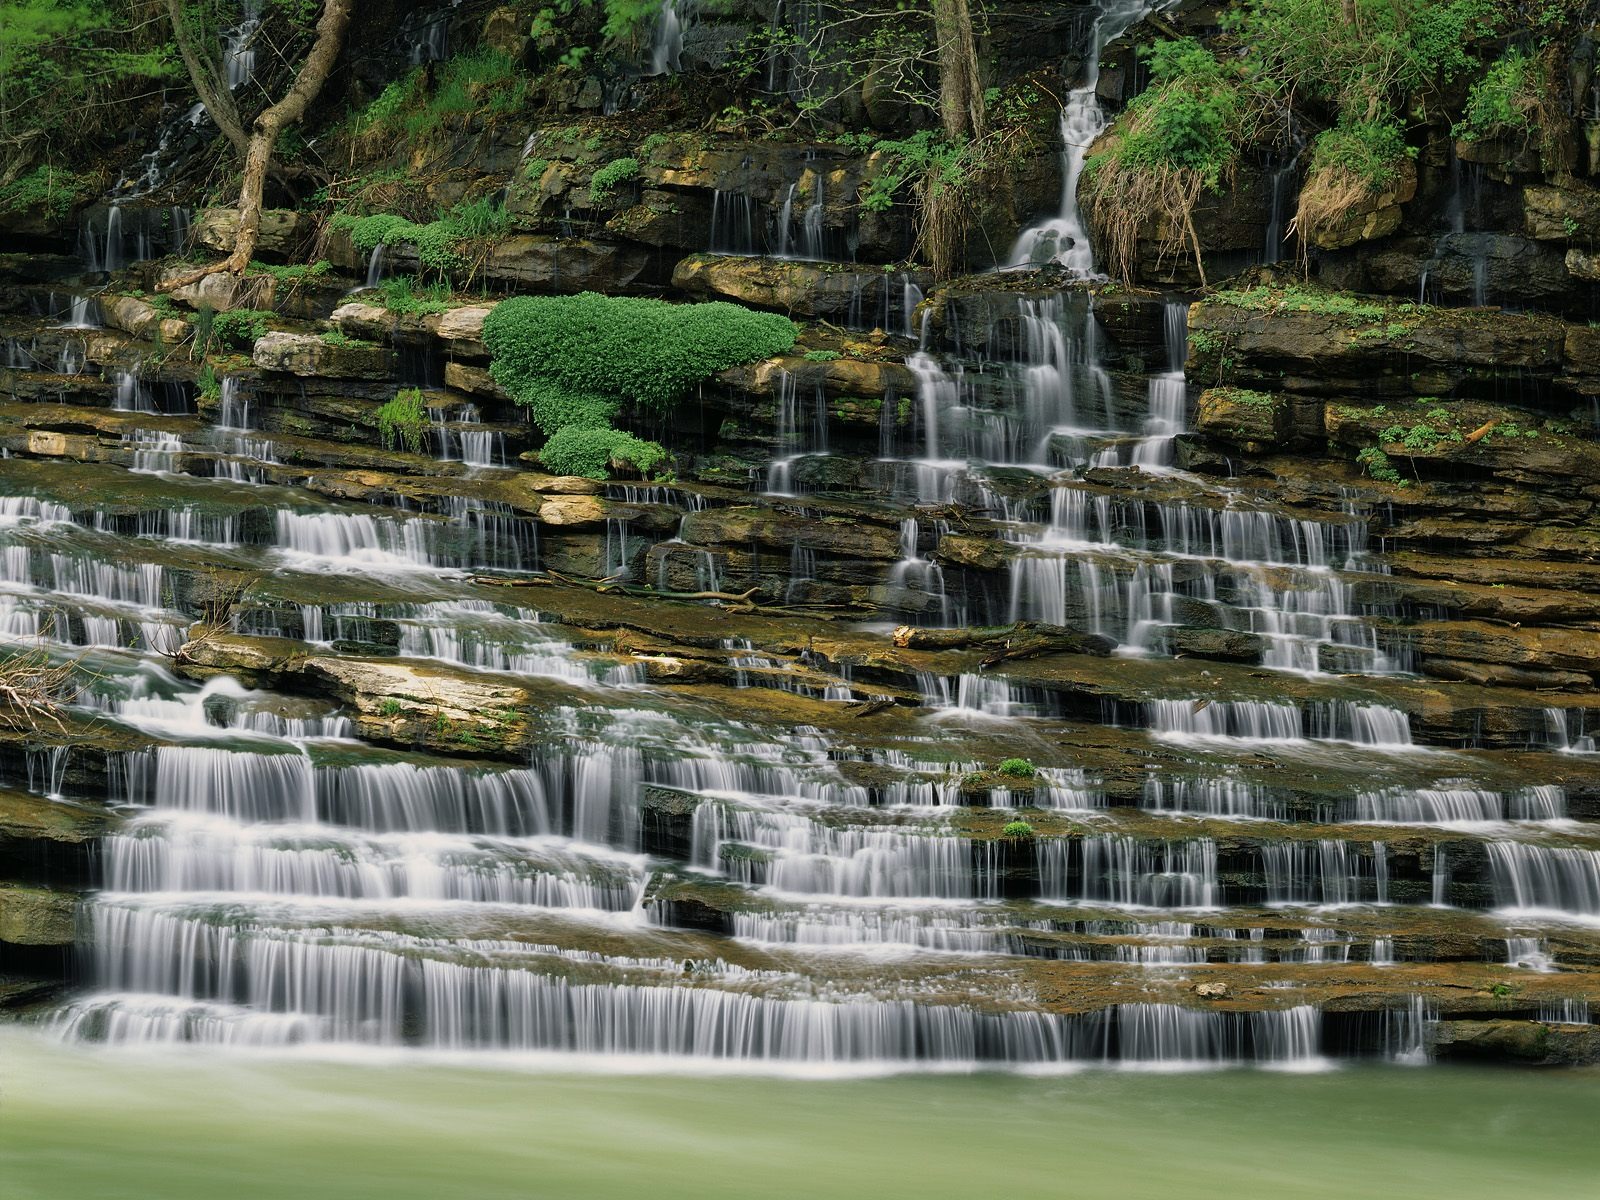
[163,0,354,289]
[165,0,249,157]
[932,0,986,143]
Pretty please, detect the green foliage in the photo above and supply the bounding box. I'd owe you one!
[248,259,332,283]
[802,349,842,362]
[1307,119,1414,192]
[484,293,793,481]
[539,426,667,480]
[196,364,221,403]
[997,758,1037,779]
[376,388,428,454]
[1212,285,1396,322]
[0,165,88,220]
[209,308,273,351]
[378,697,403,717]
[1356,446,1409,486]
[483,293,797,430]
[331,198,511,277]
[858,130,968,213]
[1001,820,1036,839]
[379,275,453,315]
[1454,47,1544,141]
[349,48,526,152]
[0,1,173,154]
[1113,39,1240,183]
[588,157,640,203]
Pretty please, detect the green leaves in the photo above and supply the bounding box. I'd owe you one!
[483,293,796,481]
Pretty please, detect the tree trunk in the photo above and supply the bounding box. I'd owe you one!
[162,0,354,289]
[931,0,985,143]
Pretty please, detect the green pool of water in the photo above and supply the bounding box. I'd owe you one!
[3,1030,1595,1200]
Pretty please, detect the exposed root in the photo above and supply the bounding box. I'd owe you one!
[0,646,79,733]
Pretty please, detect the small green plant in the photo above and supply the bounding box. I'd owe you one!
[378,697,403,716]
[588,156,640,204]
[209,308,273,351]
[1001,820,1036,839]
[376,387,429,454]
[0,165,88,221]
[380,274,453,316]
[997,758,1037,779]
[802,349,842,362]
[196,364,221,402]
[1454,47,1545,143]
[1357,445,1408,487]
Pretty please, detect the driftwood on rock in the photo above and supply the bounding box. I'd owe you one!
[892,622,1116,660]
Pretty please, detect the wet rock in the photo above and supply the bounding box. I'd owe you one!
[0,884,76,945]
[1166,626,1265,662]
[1189,295,1567,398]
[1566,246,1600,282]
[101,295,191,345]
[1523,181,1600,240]
[1432,1019,1600,1066]
[1194,386,1319,450]
[444,361,513,401]
[486,236,650,292]
[252,331,396,380]
[674,253,932,322]
[194,208,310,259]
[1408,620,1600,680]
[680,506,901,559]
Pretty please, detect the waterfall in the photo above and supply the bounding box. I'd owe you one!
[1127,301,1190,469]
[1262,841,1390,906]
[1039,837,1219,908]
[646,0,689,75]
[1487,843,1600,917]
[1008,0,1156,273]
[224,1,263,89]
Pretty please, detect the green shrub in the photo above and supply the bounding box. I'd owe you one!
[1356,445,1408,486]
[588,156,640,203]
[376,387,429,454]
[1001,820,1036,839]
[331,198,510,277]
[483,293,796,432]
[1454,47,1545,142]
[1306,119,1414,193]
[210,308,274,350]
[484,293,790,481]
[540,426,666,480]
[0,165,88,220]
[997,758,1037,779]
[802,349,842,362]
[380,274,453,315]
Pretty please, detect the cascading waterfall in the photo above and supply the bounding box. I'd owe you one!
[1039,837,1219,908]
[1487,843,1600,918]
[1007,0,1156,273]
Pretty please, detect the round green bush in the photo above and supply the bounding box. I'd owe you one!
[483,292,797,427]
[540,426,666,481]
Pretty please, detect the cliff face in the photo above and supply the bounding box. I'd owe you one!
[1,1,1599,1066]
